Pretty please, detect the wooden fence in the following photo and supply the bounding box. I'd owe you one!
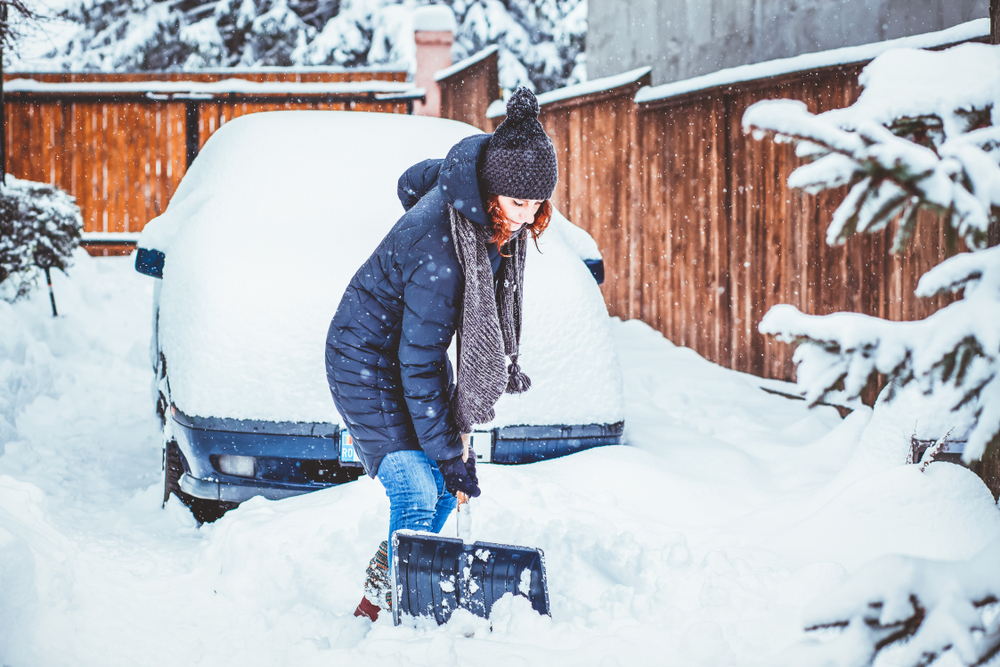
[3,70,413,254]
[476,65,957,386]
[436,46,499,132]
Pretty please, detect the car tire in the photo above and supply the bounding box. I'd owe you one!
[163,439,184,507]
[163,440,238,524]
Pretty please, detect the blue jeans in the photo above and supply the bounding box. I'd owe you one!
[377,449,457,566]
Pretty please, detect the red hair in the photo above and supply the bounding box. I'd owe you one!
[487,195,552,256]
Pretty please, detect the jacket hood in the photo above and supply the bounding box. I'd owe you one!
[438,133,491,227]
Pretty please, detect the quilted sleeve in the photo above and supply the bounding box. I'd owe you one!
[397,240,465,462]
[397,159,443,212]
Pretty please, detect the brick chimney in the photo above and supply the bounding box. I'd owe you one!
[413,6,456,117]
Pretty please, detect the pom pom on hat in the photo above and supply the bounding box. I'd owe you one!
[505,86,540,123]
[481,86,558,201]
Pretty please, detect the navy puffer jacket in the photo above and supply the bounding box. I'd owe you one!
[325,134,495,478]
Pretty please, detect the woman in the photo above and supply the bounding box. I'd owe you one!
[325,86,558,621]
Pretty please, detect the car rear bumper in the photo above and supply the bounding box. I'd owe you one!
[169,406,624,502]
[178,471,321,503]
[492,421,624,464]
[169,406,363,502]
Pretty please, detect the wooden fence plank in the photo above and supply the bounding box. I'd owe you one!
[112,102,126,232]
[82,101,96,232]
[4,70,409,245]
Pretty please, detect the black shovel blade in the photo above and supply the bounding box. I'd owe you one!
[392,530,549,625]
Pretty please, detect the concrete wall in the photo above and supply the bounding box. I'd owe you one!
[588,0,989,86]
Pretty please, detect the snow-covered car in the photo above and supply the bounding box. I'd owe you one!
[135,111,624,521]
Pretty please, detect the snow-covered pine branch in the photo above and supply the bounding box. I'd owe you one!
[780,540,1000,667]
[745,42,1000,465]
[743,43,1000,252]
[759,245,1000,463]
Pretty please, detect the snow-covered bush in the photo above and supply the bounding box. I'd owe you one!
[0,176,82,302]
[781,540,1000,667]
[39,0,585,93]
[742,43,1000,465]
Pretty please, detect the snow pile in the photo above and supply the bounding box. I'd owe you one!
[1,257,1000,665]
[139,111,621,428]
[15,0,586,93]
[0,253,163,664]
[780,539,1000,667]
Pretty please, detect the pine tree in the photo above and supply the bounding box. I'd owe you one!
[448,0,585,91]
[36,0,585,92]
[742,42,1000,467]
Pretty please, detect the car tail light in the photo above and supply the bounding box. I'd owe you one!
[218,455,255,478]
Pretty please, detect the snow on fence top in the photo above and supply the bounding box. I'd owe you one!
[634,18,989,105]
[434,45,499,82]
[413,5,457,33]
[80,232,142,243]
[4,78,418,96]
[487,66,652,118]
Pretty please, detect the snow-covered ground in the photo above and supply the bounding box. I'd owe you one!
[1,252,998,666]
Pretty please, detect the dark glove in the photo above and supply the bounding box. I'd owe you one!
[438,455,481,498]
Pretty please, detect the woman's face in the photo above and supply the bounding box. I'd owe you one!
[495,195,543,232]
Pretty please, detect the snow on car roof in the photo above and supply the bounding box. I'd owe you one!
[139,111,623,427]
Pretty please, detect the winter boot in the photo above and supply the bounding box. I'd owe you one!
[353,595,381,621]
[354,540,392,621]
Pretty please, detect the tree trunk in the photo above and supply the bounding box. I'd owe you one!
[962,1,1000,497]
[979,0,1000,499]
[1,3,7,185]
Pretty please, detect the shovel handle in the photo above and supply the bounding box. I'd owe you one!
[456,491,471,540]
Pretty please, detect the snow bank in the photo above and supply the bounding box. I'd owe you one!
[139,111,621,428]
[759,381,1000,569]
[2,258,999,666]
[0,477,45,664]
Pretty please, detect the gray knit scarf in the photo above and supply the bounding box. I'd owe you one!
[449,204,531,433]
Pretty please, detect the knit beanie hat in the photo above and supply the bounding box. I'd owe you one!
[481,87,559,201]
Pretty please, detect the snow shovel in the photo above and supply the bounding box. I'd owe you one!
[391,492,550,625]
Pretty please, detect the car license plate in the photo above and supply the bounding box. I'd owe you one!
[340,430,361,464]
[470,431,492,463]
